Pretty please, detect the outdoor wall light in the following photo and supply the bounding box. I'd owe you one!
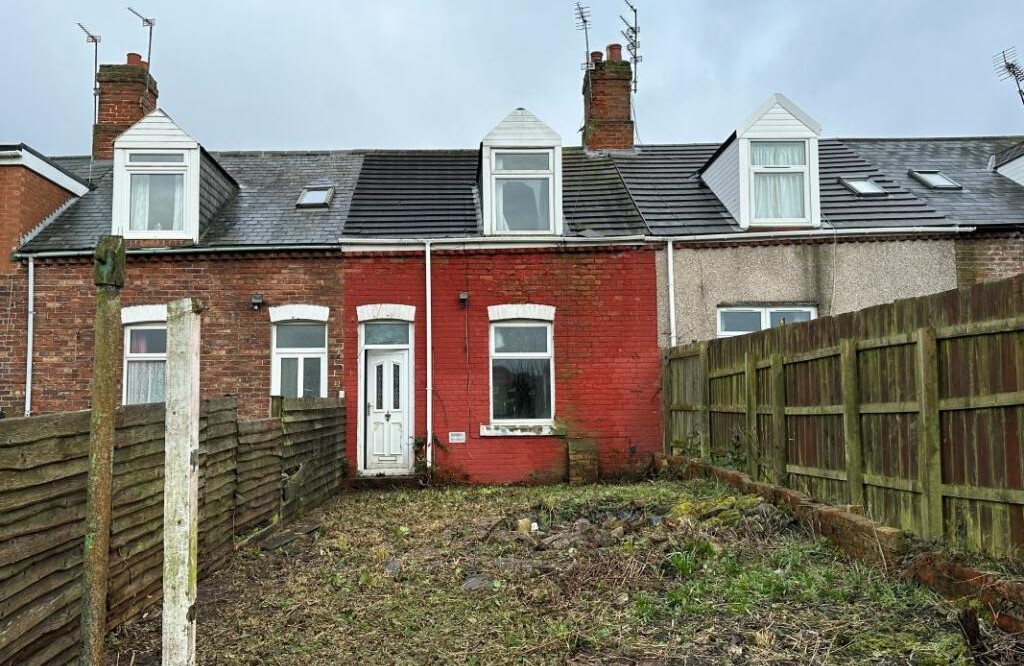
[250,293,264,310]
[458,291,469,307]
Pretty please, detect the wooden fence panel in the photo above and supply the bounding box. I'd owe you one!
[664,273,1024,558]
[0,396,346,665]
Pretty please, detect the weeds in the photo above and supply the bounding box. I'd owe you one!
[106,480,1023,665]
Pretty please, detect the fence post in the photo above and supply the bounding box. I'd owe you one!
[744,353,757,478]
[163,297,203,666]
[698,341,711,459]
[770,353,787,485]
[840,339,864,507]
[916,327,944,541]
[80,235,124,666]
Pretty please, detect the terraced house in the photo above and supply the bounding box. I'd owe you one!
[1,46,1021,483]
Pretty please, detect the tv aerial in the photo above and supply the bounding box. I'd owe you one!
[127,7,156,66]
[994,47,1024,109]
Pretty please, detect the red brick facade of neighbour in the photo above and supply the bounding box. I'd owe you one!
[343,246,663,484]
[19,252,345,421]
[0,165,74,415]
[955,233,1024,285]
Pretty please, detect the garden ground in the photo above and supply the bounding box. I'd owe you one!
[107,479,1023,664]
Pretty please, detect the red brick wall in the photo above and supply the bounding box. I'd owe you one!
[92,57,158,160]
[955,233,1024,286]
[0,165,74,260]
[27,252,344,420]
[0,165,75,416]
[343,246,662,484]
[582,56,634,151]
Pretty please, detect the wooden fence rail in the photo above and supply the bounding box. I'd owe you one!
[666,273,1024,558]
[0,396,346,666]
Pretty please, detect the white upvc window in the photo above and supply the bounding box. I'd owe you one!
[123,324,167,405]
[749,140,811,225]
[717,306,817,338]
[489,321,554,424]
[272,322,328,398]
[491,149,555,233]
[113,148,200,241]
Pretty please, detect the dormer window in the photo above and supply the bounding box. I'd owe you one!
[699,94,822,230]
[111,110,201,241]
[492,150,553,232]
[750,141,809,222]
[481,108,563,236]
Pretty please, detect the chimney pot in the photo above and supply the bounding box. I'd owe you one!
[606,43,623,63]
[126,52,143,65]
[590,50,603,64]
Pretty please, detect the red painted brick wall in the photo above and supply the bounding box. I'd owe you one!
[955,233,1024,286]
[343,246,662,484]
[0,165,74,416]
[25,252,344,420]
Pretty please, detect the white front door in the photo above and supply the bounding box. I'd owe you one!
[364,349,411,473]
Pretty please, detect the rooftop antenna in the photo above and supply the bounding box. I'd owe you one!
[575,3,593,72]
[127,7,156,67]
[77,22,101,183]
[620,0,641,93]
[994,47,1024,110]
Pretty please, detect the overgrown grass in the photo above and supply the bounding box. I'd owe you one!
[106,480,1018,665]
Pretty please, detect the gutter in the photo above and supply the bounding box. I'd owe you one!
[14,243,342,260]
[653,226,975,243]
[424,241,434,470]
[24,257,34,417]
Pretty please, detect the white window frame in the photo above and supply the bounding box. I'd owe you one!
[122,322,167,405]
[488,320,555,428]
[271,321,329,399]
[716,305,817,338]
[489,149,556,235]
[112,148,200,241]
[748,140,813,226]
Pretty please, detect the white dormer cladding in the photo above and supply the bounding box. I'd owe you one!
[481,108,564,236]
[703,94,822,229]
[111,109,201,242]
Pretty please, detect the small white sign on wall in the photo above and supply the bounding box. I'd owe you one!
[448,432,466,444]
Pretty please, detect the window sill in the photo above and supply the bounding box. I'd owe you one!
[480,423,561,437]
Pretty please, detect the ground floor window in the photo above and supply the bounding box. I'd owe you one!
[490,321,553,422]
[717,305,816,337]
[123,324,167,404]
[272,322,328,398]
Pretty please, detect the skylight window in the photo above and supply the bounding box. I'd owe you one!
[839,177,887,197]
[296,186,334,208]
[908,170,962,190]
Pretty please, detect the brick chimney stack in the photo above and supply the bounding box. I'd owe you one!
[91,52,159,160]
[582,43,634,152]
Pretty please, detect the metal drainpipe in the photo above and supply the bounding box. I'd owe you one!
[424,240,434,468]
[24,257,35,416]
[667,241,677,347]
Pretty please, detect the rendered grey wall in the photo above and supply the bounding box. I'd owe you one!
[656,239,957,346]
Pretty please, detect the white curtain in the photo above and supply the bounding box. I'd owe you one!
[130,175,150,230]
[171,175,184,230]
[754,172,805,219]
[126,360,165,404]
[496,178,549,231]
[751,141,805,166]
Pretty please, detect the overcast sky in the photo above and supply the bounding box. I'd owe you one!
[3,1,1024,155]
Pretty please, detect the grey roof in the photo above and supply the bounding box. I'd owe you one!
[842,137,1024,228]
[343,151,479,237]
[17,135,1024,253]
[198,151,361,245]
